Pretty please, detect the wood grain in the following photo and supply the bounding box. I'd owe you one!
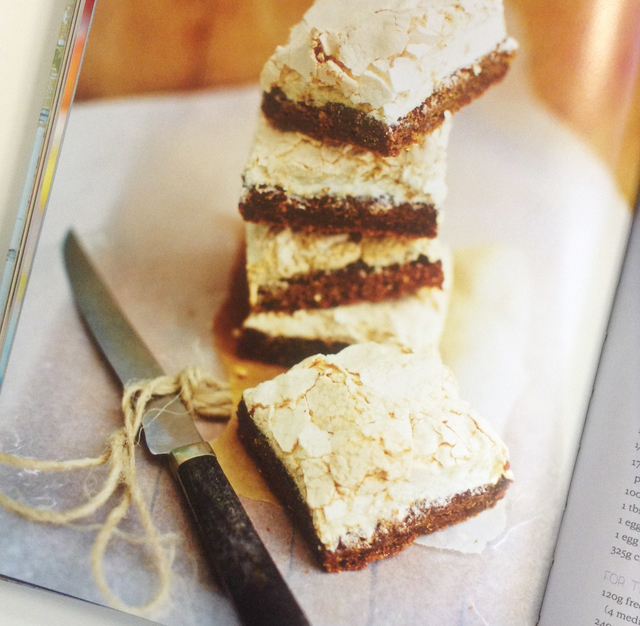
[76,0,640,199]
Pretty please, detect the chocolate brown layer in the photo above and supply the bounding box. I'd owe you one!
[238,399,511,572]
[240,187,438,238]
[237,328,348,368]
[322,475,510,572]
[262,48,515,156]
[253,256,443,313]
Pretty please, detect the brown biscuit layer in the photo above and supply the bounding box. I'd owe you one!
[238,399,511,572]
[239,187,438,238]
[253,256,443,313]
[262,48,515,157]
[237,328,349,368]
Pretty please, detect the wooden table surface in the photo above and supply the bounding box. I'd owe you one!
[76,0,640,202]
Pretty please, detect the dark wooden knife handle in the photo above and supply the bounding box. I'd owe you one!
[172,446,310,626]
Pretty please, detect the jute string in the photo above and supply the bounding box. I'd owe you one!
[0,367,232,616]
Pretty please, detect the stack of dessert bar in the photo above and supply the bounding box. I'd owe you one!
[233,0,518,573]
[237,0,517,367]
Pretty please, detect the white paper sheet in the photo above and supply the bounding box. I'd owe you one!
[0,47,631,626]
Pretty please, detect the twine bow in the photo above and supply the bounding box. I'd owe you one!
[0,367,232,616]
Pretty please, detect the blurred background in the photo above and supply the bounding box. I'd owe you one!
[74,0,640,202]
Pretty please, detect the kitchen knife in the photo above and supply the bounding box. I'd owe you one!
[63,230,310,626]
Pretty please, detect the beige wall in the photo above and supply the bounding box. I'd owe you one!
[76,0,312,98]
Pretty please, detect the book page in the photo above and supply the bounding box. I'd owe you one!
[0,0,69,262]
[540,211,640,625]
[0,3,637,625]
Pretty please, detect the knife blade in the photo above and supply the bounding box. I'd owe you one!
[63,230,310,626]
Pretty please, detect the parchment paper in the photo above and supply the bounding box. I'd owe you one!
[0,45,631,625]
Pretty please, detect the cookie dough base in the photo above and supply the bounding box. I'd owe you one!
[237,399,512,572]
[240,186,439,238]
[237,328,349,368]
[253,257,444,313]
[262,48,515,157]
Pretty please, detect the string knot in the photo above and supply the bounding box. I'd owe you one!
[0,367,232,616]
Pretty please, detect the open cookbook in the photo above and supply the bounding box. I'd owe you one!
[0,1,639,625]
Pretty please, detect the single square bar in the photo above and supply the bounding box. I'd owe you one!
[238,342,513,571]
[260,0,517,156]
[240,113,451,237]
[245,223,446,314]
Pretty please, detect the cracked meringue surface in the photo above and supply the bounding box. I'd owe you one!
[261,0,516,123]
[242,342,512,549]
[242,112,451,206]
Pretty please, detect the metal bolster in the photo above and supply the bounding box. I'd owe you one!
[169,441,215,473]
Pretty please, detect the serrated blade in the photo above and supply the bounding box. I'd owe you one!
[63,230,202,454]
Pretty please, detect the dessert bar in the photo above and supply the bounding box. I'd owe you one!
[238,342,513,571]
[240,113,450,237]
[260,0,516,155]
[245,223,446,313]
